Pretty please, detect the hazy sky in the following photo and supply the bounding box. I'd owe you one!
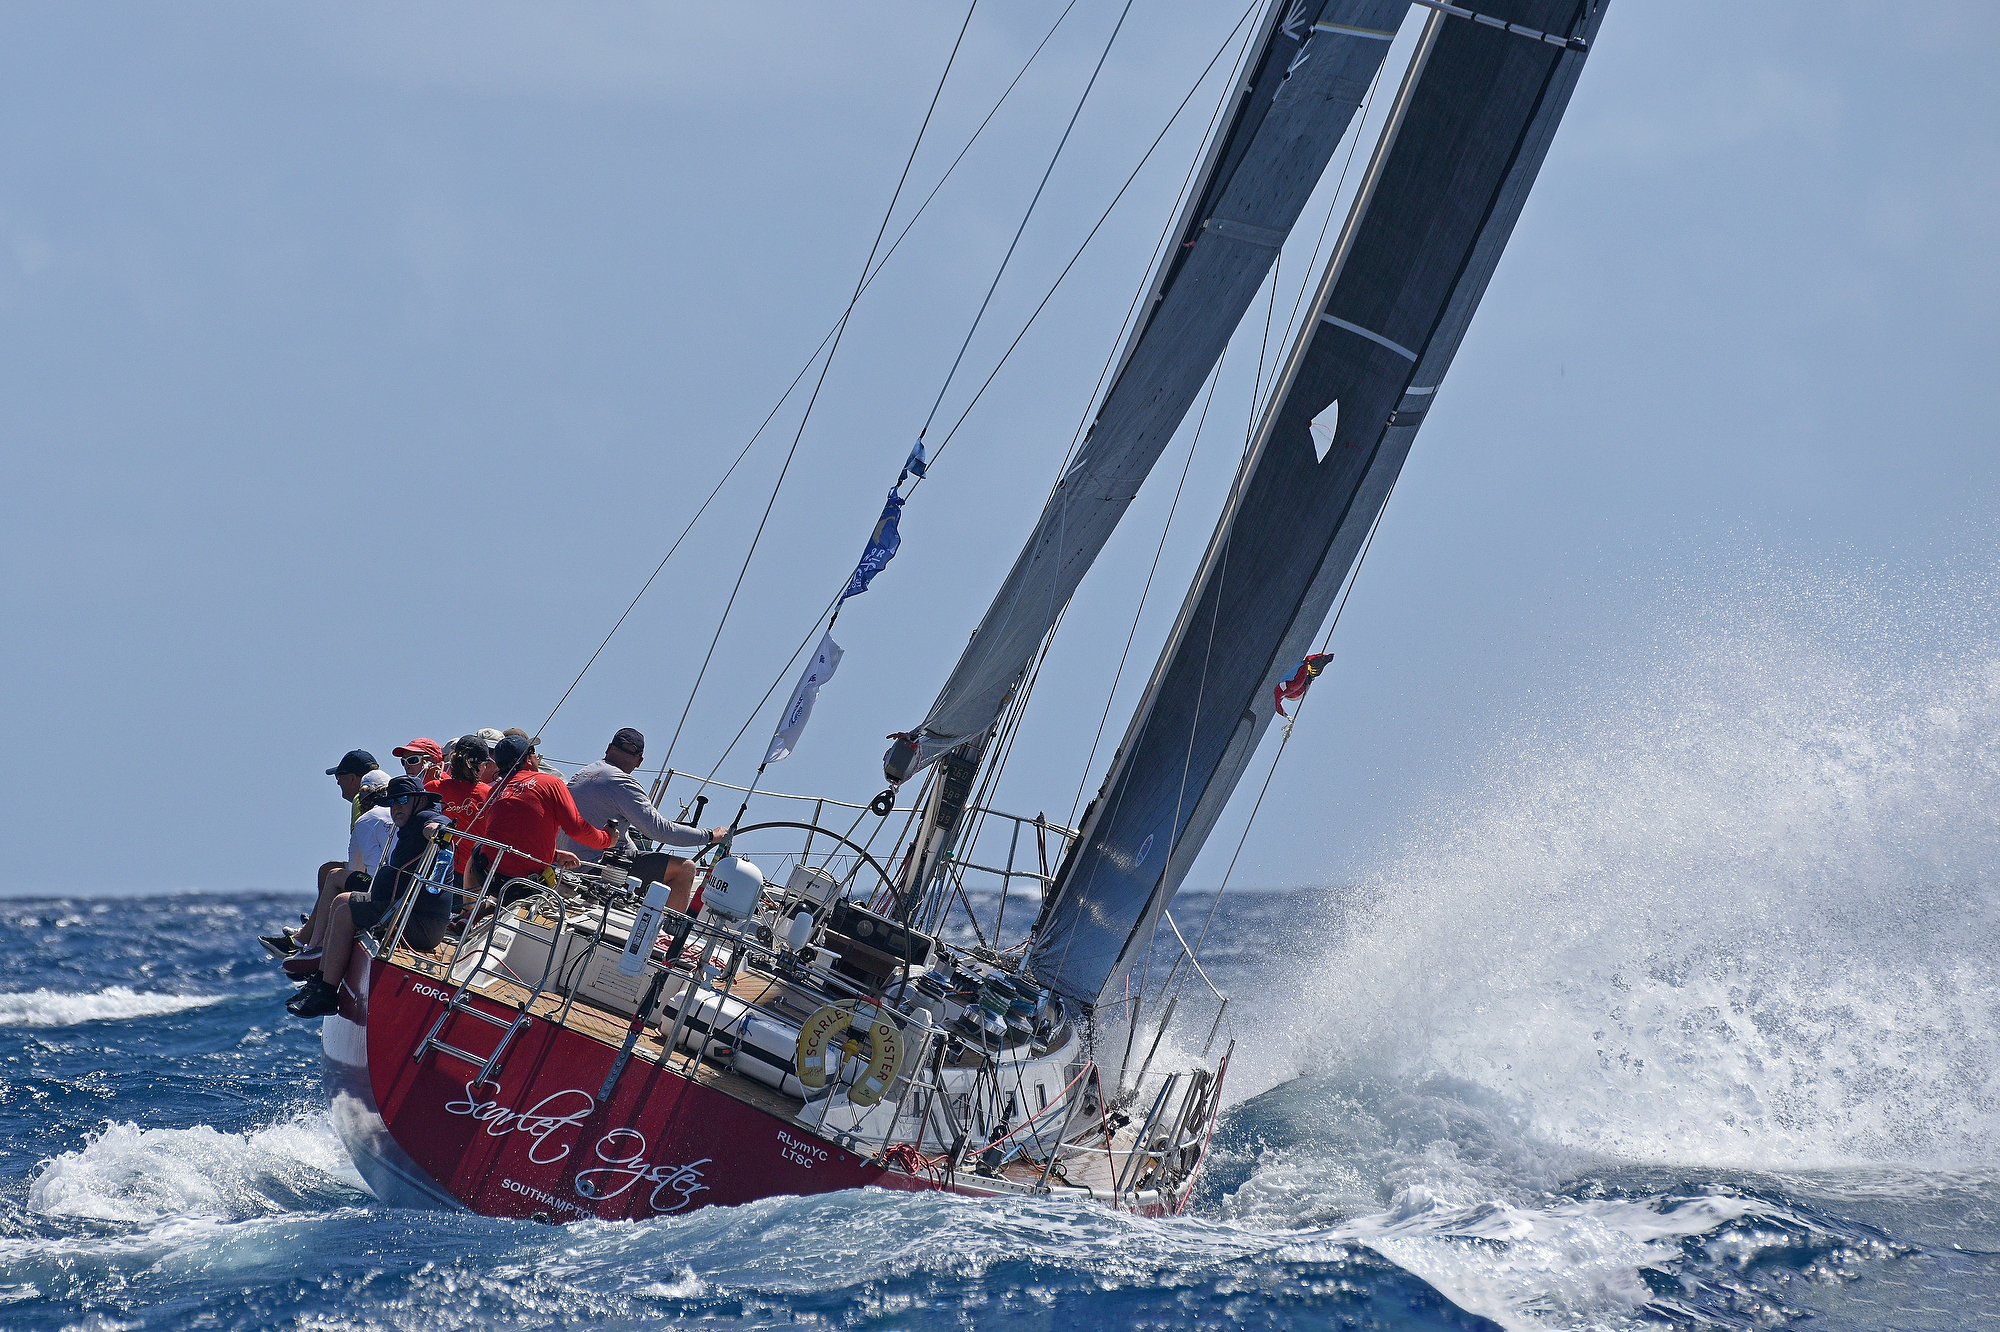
[3,0,1995,897]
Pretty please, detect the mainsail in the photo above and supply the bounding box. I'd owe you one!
[891,0,1412,774]
[1030,0,1609,1009]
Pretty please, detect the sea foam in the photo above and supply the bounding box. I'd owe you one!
[1275,555,2000,1172]
[28,1113,366,1224]
[0,986,223,1028]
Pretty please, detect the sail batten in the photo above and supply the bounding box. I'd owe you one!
[893,0,1416,775]
[1029,0,1609,1015]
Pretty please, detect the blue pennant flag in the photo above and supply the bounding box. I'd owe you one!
[899,438,927,485]
[839,488,905,605]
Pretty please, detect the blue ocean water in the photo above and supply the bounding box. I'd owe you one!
[1,880,1994,1331]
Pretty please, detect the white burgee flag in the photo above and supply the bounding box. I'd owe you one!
[764,632,843,764]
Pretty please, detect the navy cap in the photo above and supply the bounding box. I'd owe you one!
[493,733,534,773]
[327,750,378,777]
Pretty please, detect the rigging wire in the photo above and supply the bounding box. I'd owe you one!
[1008,0,1260,518]
[920,0,1262,469]
[685,588,843,798]
[928,597,1073,938]
[1244,253,1282,449]
[554,0,1259,867]
[534,336,834,740]
[540,0,1076,744]
[881,4,1261,872]
[658,0,981,772]
[1274,56,1389,393]
[665,0,1260,810]
[1065,347,1227,829]
[943,0,1263,857]
[1152,47,1404,1009]
[918,0,1135,440]
[1175,468,1406,1017]
[1124,254,1283,1022]
[1072,43,1402,1033]
[892,5,1259,854]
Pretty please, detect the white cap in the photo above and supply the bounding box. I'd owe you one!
[476,728,504,747]
[359,769,391,792]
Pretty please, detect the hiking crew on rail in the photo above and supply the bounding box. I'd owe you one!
[264,728,726,1017]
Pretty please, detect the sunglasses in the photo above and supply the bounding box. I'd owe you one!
[391,793,420,805]
[400,755,427,766]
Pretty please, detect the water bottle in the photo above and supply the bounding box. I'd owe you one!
[620,876,670,977]
[424,846,454,895]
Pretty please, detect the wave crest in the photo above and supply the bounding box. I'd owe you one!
[28,1114,367,1224]
[0,987,223,1028]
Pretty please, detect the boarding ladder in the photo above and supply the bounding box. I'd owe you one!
[407,851,568,1086]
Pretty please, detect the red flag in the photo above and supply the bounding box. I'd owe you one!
[1273,654,1335,718]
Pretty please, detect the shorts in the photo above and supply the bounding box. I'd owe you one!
[400,912,451,953]
[350,898,451,953]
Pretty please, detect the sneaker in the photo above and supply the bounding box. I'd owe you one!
[281,947,324,979]
[259,930,299,959]
[288,976,340,1018]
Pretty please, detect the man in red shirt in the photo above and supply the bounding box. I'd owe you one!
[464,734,615,896]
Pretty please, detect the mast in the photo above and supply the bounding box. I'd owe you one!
[884,0,1413,782]
[1029,0,1610,1016]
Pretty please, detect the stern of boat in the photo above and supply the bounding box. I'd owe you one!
[321,943,466,1210]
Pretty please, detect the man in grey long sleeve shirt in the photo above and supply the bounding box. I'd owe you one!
[561,728,728,866]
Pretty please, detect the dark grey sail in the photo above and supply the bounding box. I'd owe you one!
[890,0,1411,776]
[1029,0,1609,1010]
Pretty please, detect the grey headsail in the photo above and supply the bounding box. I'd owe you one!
[1030,0,1608,1011]
[891,0,1411,775]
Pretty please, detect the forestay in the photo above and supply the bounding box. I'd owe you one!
[895,0,1412,772]
[1030,0,1610,1011]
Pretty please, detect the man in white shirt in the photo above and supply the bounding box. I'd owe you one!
[347,769,396,874]
[285,769,395,975]
[263,749,381,959]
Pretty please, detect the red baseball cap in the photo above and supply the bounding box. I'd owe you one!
[392,738,444,762]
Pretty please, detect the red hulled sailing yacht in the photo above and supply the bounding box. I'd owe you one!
[316,0,1604,1222]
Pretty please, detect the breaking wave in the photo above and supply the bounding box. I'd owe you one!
[0,987,225,1028]
[1251,554,2000,1174]
[27,1113,366,1224]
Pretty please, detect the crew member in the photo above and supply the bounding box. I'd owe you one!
[288,767,394,972]
[429,736,492,862]
[562,727,726,913]
[291,775,453,1017]
[260,748,377,959]
[329,749,380,827]
[393,738,444,785]
[462,733,616,901]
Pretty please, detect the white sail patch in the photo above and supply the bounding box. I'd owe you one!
[1310,399,1339,462]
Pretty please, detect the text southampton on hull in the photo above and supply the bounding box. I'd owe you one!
[314,0,1607,1223]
